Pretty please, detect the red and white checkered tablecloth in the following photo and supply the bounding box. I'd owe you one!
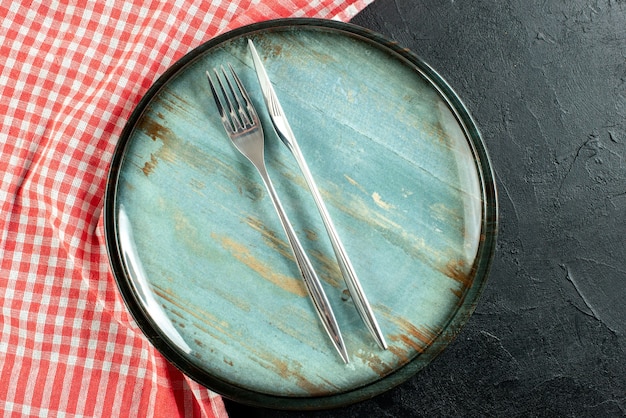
[0,1,372,416]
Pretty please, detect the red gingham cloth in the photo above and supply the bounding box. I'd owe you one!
[0,1,372,416]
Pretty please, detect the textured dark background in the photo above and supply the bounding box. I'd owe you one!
[225,0,626,416]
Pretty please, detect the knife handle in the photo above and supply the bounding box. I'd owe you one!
[290,144,388,350]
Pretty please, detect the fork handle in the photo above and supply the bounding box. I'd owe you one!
[255,166,349,364]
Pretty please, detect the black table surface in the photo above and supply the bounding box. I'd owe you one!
[225,0,626,416]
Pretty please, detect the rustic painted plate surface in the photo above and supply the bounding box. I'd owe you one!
[104,19,497,409]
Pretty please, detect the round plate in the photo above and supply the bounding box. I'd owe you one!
[104,18,497,409]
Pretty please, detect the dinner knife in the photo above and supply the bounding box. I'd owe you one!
[248,39,388,350]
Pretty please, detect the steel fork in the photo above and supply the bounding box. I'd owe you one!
[206,65,349,363]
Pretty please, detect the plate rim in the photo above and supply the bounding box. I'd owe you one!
[103,17,498,410]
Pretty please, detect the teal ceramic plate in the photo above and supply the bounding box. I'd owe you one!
[104,19,497,409]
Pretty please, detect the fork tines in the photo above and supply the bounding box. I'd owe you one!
[206,65,256,133]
